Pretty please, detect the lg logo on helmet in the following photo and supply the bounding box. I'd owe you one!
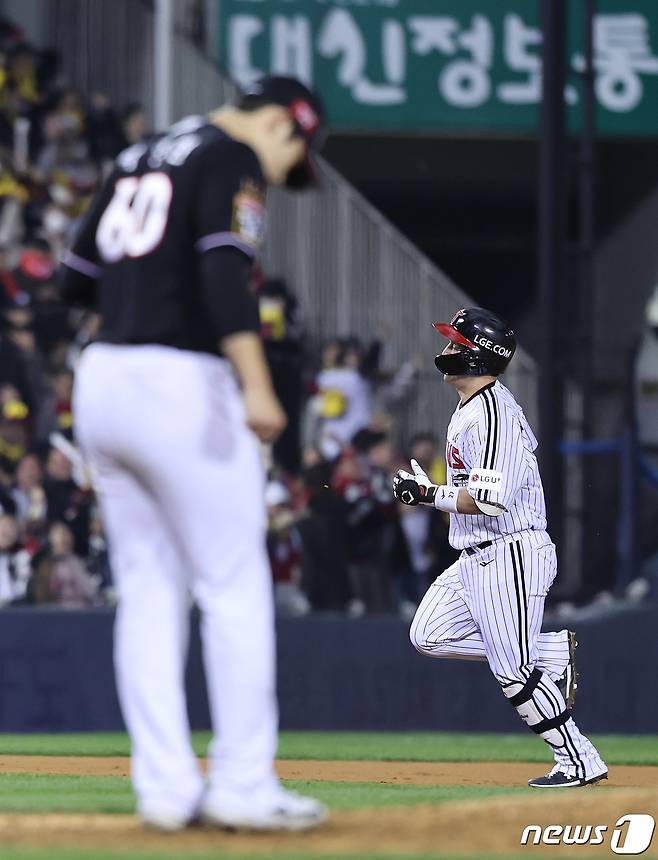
[473,334,512,358]
[521,814,655,853]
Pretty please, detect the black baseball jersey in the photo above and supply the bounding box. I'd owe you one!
[61,115,266,354]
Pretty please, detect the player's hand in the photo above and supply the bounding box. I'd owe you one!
[243,385,287,443]
[393,473,421,505]
[409,459,432,488]
[392,459,435,506]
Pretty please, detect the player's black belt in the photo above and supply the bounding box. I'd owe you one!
[464,540,492,556]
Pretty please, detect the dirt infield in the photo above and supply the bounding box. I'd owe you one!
[0,792,656,856]
[0,755,657,788]
[0,757,656,856]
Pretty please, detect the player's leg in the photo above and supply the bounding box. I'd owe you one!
[88,459,203,825]
[411,558,570,680]
[410,561,481,657]
[416,627,570,679]
[158,438,277,796]
[74,347,204,827]
[469,537,606,786]
[150,357,325,827]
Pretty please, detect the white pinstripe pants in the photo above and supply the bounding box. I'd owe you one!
[411,530,561,683]
[410,530,606,779]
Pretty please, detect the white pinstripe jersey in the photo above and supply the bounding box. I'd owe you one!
[445,380,547,549]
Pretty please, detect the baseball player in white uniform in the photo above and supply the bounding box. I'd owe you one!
[393,308,607,788]
[60,77,328,830]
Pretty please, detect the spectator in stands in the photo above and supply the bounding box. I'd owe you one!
[43,442,91,555]
[120,102,149,146]
[259,276,305,474]
[301,338,338,459]
[0,41,44,155]
[0,304,48,418]
[11,450,45,524]
[10,237,70,356]
[34,88,98,250]
[36,87,87,175]
[87,97,150,161]
[337,428,397,614]
[35,365,73,441]
[6,42,43,115]
[28,520,97,608]
[408,432,447,486]
[319,337,341,372]
[0,459,15,514]
[53,368,74,419]
[0,511,30,604]
[265,480,309,616]
[0,159,28,249]
[5,236,55,301]
[353,427,396,500]
[0,381,30,471]
[85,92,123,163]
[313,338,373,460]
[343,336,381,380]
[0,314,35,402]
[371,352,421,435]
[40,188,75,256]
[296,455,352,612]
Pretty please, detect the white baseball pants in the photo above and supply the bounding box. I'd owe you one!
[410,531,606,780]
[74,343,278,821]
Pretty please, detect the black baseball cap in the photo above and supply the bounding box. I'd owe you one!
[239,75,326,189]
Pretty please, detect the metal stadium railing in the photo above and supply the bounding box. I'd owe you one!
[42,0,537,439]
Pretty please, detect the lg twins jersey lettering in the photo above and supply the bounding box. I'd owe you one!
[445,380,546,549]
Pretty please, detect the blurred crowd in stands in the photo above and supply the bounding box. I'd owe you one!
[1,15,655,619]
[0,17,457,617]
[259,274,457,618]
[0,19,140,609]
[0,13,654,619]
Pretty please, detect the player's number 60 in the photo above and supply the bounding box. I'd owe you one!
[96,172,173,263]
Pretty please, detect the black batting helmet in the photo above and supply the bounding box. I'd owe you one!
[433,307,516,377]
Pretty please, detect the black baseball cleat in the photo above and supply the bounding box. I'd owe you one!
[528,768,608,788]
[556,630,579,709]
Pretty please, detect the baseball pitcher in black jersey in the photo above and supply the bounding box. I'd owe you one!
[61,77,328,831]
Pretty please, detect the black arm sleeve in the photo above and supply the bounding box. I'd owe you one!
[199,246,260,340]
[59,262,97,308]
